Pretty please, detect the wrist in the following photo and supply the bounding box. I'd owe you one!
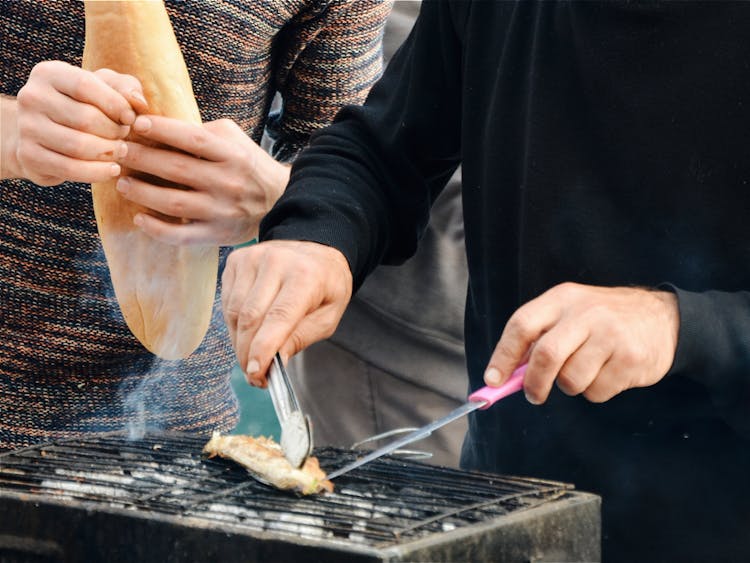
[0,95,21,180]
[650,288,680,374]
[258,152,291,212]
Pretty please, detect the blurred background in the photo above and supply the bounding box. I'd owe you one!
[230,366,279,438]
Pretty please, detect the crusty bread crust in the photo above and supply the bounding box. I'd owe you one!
[203,432,334,495]
[82,0,217,359]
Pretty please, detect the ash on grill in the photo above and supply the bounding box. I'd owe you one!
[0,433,600,562]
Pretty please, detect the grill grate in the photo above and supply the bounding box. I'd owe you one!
[0,432,573,549]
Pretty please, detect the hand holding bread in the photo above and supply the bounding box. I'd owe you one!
[115,114,290,247]
[1,61,146,185]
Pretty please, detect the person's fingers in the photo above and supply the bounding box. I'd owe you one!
[121,138,216,190]
[581,358,626,403]
[221,254,252,353]
[202,118,252,145]
[484,288,564,389]
[222,252,281,384]
[35,61,137,125]
[275,303,345,363]
[131,212,231,246]
[25,119,129,163]
[233,258,303,386]
[522,320,590,403]
[555,335,612,397]
[116,176,214,220]
[16,141,120,186]
[37,93,130,140]
[130,115,229,161]
[93,68,148,114]
[245,245,352,385]
[222,242,352,387]
[221,247,280,366]
[243,281,314,386]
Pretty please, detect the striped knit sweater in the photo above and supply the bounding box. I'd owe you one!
[0,0,391,450]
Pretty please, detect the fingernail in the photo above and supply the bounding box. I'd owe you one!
[133,214,144,227]
[525,391,541,405]
[116,176,130,193]
[133,116,152,133]
[109,163,121,177]
[116,142,128,159]
[246,359,260,377]
[120,108,136,125]
[484,367,502,386]
[131,90,148,107]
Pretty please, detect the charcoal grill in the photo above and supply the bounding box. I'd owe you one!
[0,432,600,562]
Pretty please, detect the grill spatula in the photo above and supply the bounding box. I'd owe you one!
[327,364,527,480]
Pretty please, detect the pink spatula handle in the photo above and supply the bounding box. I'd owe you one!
[468,364,527,410]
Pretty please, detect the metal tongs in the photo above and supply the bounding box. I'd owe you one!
[267,353,313,468]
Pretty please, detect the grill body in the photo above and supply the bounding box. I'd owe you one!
[0,433,600,562]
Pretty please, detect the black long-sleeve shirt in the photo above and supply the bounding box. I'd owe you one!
[261,2,750,560]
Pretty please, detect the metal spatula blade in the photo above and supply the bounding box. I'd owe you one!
[327,364,527,480]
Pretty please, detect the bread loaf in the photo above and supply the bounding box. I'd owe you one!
[82,0,217,359]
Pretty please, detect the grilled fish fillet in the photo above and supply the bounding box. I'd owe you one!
[203,432,333,495]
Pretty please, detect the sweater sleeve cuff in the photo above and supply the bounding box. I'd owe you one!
[259,201,370,291]
[662,284,735,386]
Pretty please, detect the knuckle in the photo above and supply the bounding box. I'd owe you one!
[222,179,247,199]
[288,331,307,355]
[93,68,116,80]
[236,305,263,332]
[16,84,41,109]
[557,372,584,396]
[532,341,561,368]
[549,281,581,302]
[556,281,581,294]
[319,324,336,340]
[125,75,143,92]
[16,139,44,169]
[507,310,535,340]
[556,281,580,292]
[189,129,212,151]
[29,60,57,79]
[265,303,296,324]
[583,387,611,404]
[222,303,239,325]
[70,73,95,100]
[214,118,235,132]
[165,195,188,218]
[71,107,103,134]
[619,345,647,369]
[15,139,35,163]
[163,161,190,185]
[60,134,87,158]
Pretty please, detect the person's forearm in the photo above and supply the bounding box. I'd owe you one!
[0,95,20,180]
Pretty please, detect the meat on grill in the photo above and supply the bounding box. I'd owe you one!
[203,432,333,495]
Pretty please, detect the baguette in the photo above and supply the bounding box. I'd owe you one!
[82,0,217,359]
